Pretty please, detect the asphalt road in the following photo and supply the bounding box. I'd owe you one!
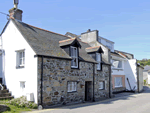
[27,86,150,113]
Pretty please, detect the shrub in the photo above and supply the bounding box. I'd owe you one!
[9,96,38,109]
[144,80,147,85]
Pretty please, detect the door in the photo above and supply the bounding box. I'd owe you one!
[85,81,92,101]
[0,78,2,84]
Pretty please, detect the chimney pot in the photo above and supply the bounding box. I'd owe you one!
[87,29,91,32]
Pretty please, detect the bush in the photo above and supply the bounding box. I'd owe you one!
[9,96,38,109]
[144,80,147,85]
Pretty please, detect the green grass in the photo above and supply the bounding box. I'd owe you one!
[0,99,31,113]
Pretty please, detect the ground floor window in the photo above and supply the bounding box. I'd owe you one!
[67,81,77,92]
[115,77,122,87]
[99,81,105,90]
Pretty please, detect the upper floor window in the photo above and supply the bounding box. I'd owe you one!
[112,59,122,69]
[96,53,101,70]
[71,46,78,68]
[16,50,25,68]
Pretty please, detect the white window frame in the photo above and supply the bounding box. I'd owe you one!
[99,81,105,90]
[112,59,122,69]
[96,53,101,70]
[67,81,77,92]
[115,77,123,88]
[71,46,78,68]
[16,50,25,67]
[20,81,25,90]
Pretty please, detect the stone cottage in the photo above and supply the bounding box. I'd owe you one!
[0,5,111,108]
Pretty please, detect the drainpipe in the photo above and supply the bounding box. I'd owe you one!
[109,65,112,98]
[136,62,139,93]
[39,56,43,109]
[93,63,95,102]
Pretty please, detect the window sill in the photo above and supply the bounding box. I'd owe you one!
[99,88,105,90]
[112,68,123,70]
[115,86,123,88]
[16,66,24,69]
[67,91,77,93]
[97,69,102,71]
[71,67,79,70]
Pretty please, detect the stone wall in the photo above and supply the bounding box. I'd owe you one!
[38,57,110,107]
[112,87,126,93]
[94,65,110,100]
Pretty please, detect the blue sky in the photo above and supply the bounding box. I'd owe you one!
[0,0,150,60]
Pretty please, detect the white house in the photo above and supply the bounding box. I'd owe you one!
[143,65,150,84]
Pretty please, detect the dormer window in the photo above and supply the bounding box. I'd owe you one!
[96,53,101,70]
[71,46,78,68]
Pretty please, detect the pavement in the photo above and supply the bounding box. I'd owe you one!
[23,86,150,113]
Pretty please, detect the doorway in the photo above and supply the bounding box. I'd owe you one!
[85,81,92,101]
[0,78,2,84]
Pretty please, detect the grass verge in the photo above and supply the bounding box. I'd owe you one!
[0,99,31,113]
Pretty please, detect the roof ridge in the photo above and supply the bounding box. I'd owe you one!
[27,24,73,39]
[86,46,101,49]
[59,38,76,43]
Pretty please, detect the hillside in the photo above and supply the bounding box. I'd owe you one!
[137,59,150,66]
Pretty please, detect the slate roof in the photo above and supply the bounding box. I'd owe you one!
[85,46,102,53]
[111,52,125,59]
[11,19,96,63]
[144,65,150,71]
[65,32,110,65]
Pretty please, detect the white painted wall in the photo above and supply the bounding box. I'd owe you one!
[0,53,2,79]
[111,55,125,75]
[100,38,114,52]
[124,59,137,91]
[1,20,38,103]
[138,67,143,92]
[148,72,150,84]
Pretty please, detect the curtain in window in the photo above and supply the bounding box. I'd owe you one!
[71,47,78,67]
[96,53,101,70]
[68,82,77,92]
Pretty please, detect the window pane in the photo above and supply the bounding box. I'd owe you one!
[115,77,122,87]
[68,82,77,92]
[96,53,100,61]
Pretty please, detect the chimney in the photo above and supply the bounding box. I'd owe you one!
[9,8,23,21]
[9,0,23,21]
[87,29,91,32]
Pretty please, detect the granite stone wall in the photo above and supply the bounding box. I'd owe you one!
[112,87,126,93]
[38,57,110,107]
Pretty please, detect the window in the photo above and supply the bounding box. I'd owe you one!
[99,81,105,90]
[71,46,78,68]
[20,81,25,89]
[112,59,122,69]
[115,77,122,87]
[16,50,25,67]
[68,82,77,92]
[96,53,101,70]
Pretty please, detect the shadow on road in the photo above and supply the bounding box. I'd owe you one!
[44,86,150,110]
